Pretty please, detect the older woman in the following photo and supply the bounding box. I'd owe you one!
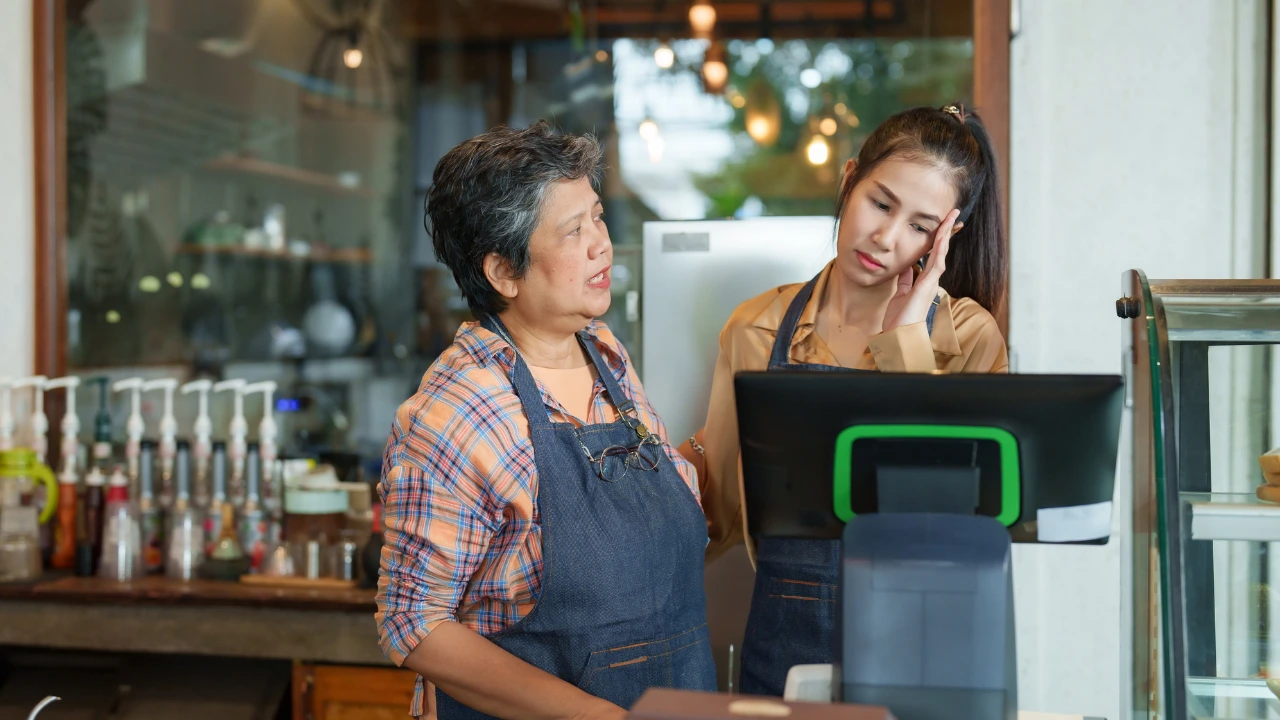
[376,122,716,720]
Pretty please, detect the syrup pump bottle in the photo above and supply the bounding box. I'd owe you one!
[13,376,54,564]
[45,377,81,571]
[111,378,145,497]
[180,380,214,508]
[141,379,178,509]
[213,380,248,507]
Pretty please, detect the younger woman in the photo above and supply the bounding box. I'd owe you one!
[683,104,1010,696]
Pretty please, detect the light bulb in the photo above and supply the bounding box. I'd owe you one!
[689,2,716,35]
[343,47,363,69]
[702,60,728,93]
[654,44,675,69]
[747,116,773,144]
[806,136,830,165]
[819,117,838,136]
[639,118,660,141]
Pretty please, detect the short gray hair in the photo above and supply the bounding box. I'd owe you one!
[425,121,605,317]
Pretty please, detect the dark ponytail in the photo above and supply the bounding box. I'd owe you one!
[835,105,1007,314]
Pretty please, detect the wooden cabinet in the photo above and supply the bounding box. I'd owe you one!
[294,664,420,720]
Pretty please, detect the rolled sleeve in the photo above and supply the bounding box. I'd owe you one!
[375,396,498,667]
[868,322,936,372]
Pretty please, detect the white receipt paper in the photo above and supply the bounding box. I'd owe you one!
[1036,501,1113,543]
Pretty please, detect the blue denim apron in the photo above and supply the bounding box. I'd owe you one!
[738,272,937,697]
[436,316,717,719]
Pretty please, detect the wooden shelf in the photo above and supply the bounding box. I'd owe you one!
[204,155,376,199]
[0,574,375,612]
[176,244,373,264]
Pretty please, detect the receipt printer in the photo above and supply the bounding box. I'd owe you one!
[835,513,1016,720]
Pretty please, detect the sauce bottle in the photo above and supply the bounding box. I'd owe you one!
[79,467,106,576]
[138,440,163,574]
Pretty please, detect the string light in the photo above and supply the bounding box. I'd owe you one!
[747,117,773,143]
[806,135,831,165]
[702,60,727,92]
[654,43,675,69]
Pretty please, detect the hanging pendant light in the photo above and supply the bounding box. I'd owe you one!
[293,0,403,117]
[743,77,781,146]
[689,1,717,38]
[702,41,728,95]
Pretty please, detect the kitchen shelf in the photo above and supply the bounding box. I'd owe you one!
[1187,492,1280,542]
[175,244,372,264]
[204,155,376,199]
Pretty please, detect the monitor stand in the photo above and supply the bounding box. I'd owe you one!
[875,465,980,516]
[835,511,1017,720]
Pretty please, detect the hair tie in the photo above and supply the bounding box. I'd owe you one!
[942,104,968,122]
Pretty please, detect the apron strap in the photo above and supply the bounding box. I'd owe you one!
[578,332,637,417]
[480,314,553,428]
[767,271,940,370]
[767,274,821,370]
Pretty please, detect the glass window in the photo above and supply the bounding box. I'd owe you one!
[61,0,973,460]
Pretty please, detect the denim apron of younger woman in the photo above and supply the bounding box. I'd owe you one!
[436,315,717,719]
[738,272,938,697]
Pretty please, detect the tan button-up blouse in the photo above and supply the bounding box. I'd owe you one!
[691,260,1010,562]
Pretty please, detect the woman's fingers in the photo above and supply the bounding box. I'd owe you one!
[923,209,960,278]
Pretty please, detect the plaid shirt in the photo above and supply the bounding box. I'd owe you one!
[376,319,700,717]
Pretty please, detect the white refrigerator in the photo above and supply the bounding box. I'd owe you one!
[640,217,837,689]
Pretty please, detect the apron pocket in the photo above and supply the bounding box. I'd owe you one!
[741,577,837,696]
[577,625,712,708]
[749,576,837,641]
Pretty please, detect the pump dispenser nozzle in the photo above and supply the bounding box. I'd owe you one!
[181,380,214,505]
[213,379,247,504]
[141,378,179,504]
[111,378,145,485]
[242,382,278,485]
[12,376,48,460]
[45,377,82,483]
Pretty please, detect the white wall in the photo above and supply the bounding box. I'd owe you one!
[1008,1,1266,718]
[0,0,33,379]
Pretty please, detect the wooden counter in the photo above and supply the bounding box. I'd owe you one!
[0,575,389,666]
[0,575,376,611]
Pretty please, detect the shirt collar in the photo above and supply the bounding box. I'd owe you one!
[454,319,628,374]
[750,260,964,357]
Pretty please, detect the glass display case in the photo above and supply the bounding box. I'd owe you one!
[1122,271,1280,720]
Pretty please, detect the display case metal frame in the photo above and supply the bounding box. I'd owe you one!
[1122,270,1280,720]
